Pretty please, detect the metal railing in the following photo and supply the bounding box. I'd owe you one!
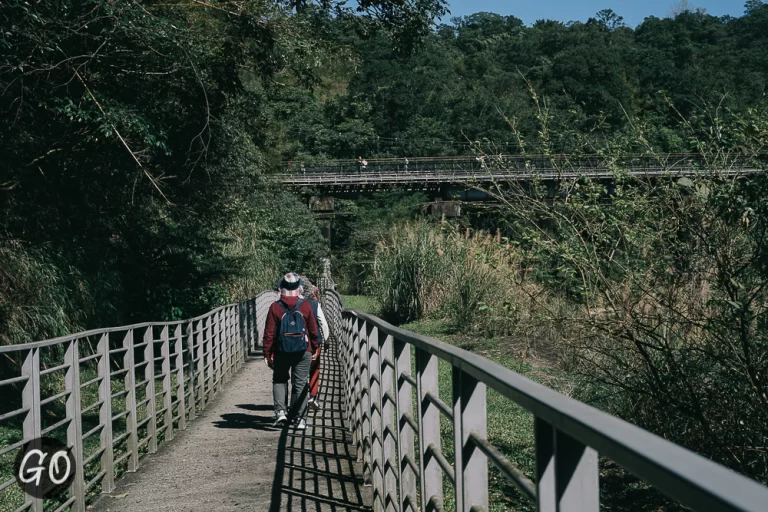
[243,290,279,353]
[331,291,768,512]
[0,293,276,512]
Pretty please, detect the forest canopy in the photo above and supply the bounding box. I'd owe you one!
[0,0,447,344]
[275,2,768,159]
[2,1,768,345]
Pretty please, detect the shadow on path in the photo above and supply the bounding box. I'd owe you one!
[268,341,372,512]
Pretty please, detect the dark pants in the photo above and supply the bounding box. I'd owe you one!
[273,350,312,420]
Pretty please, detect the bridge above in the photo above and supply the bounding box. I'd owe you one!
[278,154,764,193]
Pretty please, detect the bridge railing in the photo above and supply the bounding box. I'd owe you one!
[334,299,768,512]
[0,293,274,512]
[279,153,766,185]
[244,290,279,353]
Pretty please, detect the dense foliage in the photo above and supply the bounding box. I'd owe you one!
[275,2,768,159]
[0,0,446,344]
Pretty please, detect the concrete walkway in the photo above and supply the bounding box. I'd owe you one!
[93,344,371,512]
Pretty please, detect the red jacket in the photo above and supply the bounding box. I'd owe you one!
[263,296,319,359]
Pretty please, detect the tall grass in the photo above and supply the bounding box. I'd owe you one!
[369,221,575,361]
[0,239,91,346]
[369,222,450,323]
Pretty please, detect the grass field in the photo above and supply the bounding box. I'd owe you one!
[340,294,379,315]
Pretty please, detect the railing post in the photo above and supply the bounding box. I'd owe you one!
[234,306,239,367]
[229,306,235,373]
[64,338,86,511]
[237,304,244,365]
[216,309,224,389]
[239,301,246,360]
[394,339,417,512]
[248,298,254,352]
[247,298,253,353]
[247,298,254,352]
[381,334,398,512]
[98,333,115,493]
[186,321,197,421]
[144,327,157,453]
[453,367,488,512]
[160,326,173,441]
[233,304,240,367]
[367,325,383,510]
[217,310,224,387]
[536,417,600,512]
[206,315,214,402]
[123,330,139,472]
[416,347,443,511]
[340,315,349,425]
[254,297,261,350]
[360,320,373,483]
[21,347,43,512]
[344,316,355,431]
[224,307,231,377]
[237,303,244,365]
[225,306,233,375]
[555,431,599,512]
[196,319,206,409]
[236,305,242,364]
[210,312,218,395]
[175,325,187,431]
[351,316,362,454]
[535,418,556,512]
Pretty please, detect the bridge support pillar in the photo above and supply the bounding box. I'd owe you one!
[309,196,334,243]
[429,198,461,219]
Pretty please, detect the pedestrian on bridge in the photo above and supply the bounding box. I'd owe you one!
[304,285,329,412]
[263,272,319,430]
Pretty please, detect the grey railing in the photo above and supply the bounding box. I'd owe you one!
[244,289,279,353]
[333,296,768,512]
[0,292,277,512]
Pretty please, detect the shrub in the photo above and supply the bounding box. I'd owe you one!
[369,221,449,323]
[370,222,573,360]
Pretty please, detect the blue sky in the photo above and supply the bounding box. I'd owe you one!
[443,1,747,27]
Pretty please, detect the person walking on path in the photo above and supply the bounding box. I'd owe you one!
[305,285,329,412]
[263,272,319,429]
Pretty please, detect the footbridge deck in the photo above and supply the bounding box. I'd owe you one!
[278,154,765,192]
[1,289,767,512]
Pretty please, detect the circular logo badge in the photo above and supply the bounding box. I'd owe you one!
[14,437,76,499]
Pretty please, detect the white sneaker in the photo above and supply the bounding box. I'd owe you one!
[295,419,307,430]
[274,411,287,427]
[308,397,322,412]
